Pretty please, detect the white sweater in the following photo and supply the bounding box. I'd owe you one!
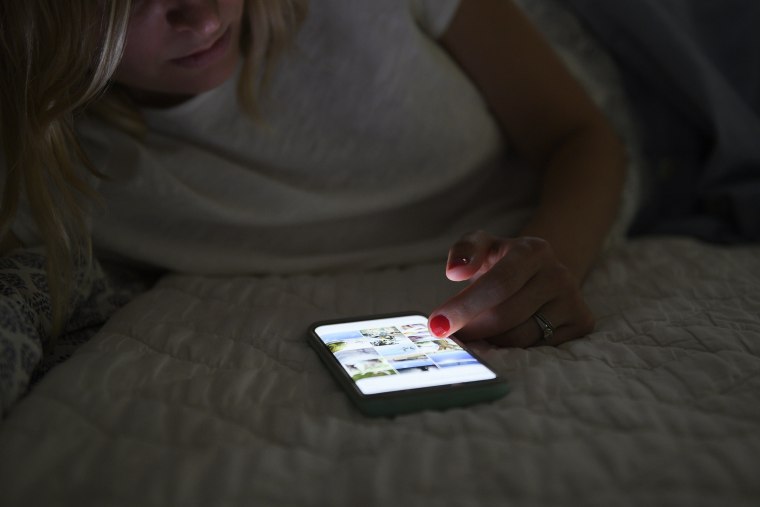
[13,0,540,274]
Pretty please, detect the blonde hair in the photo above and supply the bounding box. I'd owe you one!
[92,0,309,134]
[0,0,307,333]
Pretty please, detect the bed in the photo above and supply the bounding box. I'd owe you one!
[1,1,759,505]
[1,236,759,505]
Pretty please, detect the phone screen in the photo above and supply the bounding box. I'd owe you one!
[311,313,498,395]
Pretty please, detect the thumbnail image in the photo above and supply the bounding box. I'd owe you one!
[323,330,373,353]
[334,347,380,364]
[322,330,366,344]
[376,342,419,358]
[394,364,438,374]
[414,339,463,355]
[400,323,429,335]
[361,327,406,347]
[335,347,396,381]
[400,323,433,343]
[389,354,438,374]
[428,350,478,368]
[433,339,463,351]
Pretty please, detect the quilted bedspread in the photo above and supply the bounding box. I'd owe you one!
[0,236,759,506]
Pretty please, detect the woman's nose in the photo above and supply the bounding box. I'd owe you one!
[166,0,222,36]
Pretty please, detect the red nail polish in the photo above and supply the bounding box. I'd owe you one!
[447,256,470,270]
[429,315,450,337]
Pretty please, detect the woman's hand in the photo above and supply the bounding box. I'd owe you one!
[428,231,595,347]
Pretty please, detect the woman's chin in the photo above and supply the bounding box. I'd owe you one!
[124,59,239,108]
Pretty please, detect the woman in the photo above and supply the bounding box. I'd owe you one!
[0,0,626,347]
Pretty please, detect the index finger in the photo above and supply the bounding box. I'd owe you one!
[429,243,544,337]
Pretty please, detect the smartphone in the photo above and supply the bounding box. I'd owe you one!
[308,312,508,416]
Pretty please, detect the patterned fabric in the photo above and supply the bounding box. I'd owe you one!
[0,248,152,418]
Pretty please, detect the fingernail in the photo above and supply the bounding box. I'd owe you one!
[429,315,450,337]
[447,256,470,270]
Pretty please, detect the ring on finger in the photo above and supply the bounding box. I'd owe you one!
[532,312,554,342]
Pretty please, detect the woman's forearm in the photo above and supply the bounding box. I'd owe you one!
[518,119,627,281]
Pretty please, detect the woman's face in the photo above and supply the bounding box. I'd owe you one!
[114,0,246,106]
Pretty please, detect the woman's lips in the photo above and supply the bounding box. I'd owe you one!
[171,27,232,68]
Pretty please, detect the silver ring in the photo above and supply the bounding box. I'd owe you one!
[532,312,554,342]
